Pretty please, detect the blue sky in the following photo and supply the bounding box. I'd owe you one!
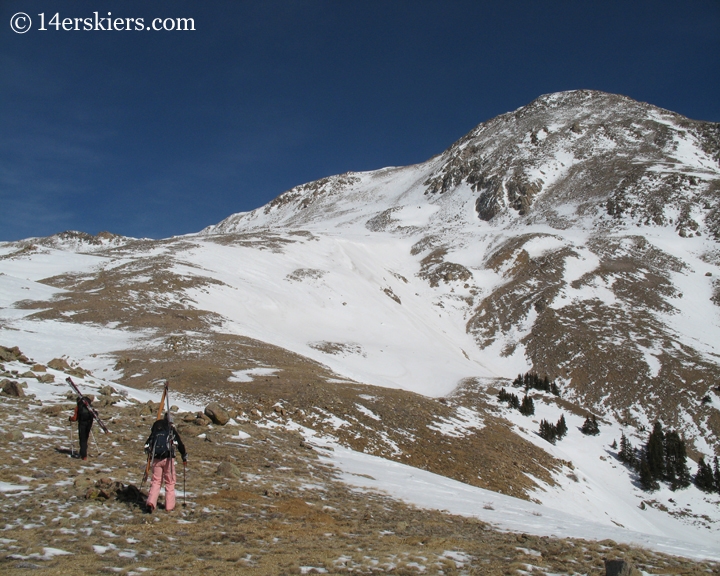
[1,1,718,241]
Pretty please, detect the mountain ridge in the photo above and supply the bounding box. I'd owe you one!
[205,89,720,237]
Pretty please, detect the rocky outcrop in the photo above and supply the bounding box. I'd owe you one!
[0,346,29,364]
[205,402,230,425]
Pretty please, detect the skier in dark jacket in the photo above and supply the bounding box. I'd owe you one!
[69,396,94,460]
[144,412,187,512]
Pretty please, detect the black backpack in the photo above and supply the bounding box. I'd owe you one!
[151,424,174,459]
[77,399,93,422]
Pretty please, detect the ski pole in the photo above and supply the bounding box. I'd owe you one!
[91,428,101,457]
[69,421,74,457]
[183,461,186,507]
[170,456,175,508]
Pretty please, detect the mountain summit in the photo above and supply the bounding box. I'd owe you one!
[207,89,720,237]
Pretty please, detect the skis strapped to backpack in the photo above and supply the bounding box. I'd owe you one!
[141,379,169,488]
[65,377,110,434]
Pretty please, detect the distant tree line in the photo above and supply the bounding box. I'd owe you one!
[616,422,691,491]
[512,372,561,396]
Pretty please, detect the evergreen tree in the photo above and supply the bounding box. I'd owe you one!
[551,381,561,396]
[519,394,535,416]
[618,432,637,468]
[695,457,716,492]
[645,421,665,481]
[555,414,567,439]
[639,456,659,491]
[580,415,599,436]
[524,373,532,391]
[663,430,690,490]
[539,419,557,444]
[542,376,550,392]
[714,457,720,494]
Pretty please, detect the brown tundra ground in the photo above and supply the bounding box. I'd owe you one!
[0,388,718,576]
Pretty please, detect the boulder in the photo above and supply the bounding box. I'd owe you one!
[176,424,203,437]
[67,368,88,378]
[47,358,71,371]
[99,385,116,396]
[2,380,25,397]
[31,364,46,372]
[205,403,230,425]
[0,346,29,363]
[37,374,55,384]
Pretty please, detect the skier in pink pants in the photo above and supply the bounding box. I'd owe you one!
[144,413,187,512]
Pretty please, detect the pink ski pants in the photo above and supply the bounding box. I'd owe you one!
[146,457,177,511]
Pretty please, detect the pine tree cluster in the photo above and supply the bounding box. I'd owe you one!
[538,414,568,444]
[497,388,520,409]
[616,422,691,492]
[694,455,720,494]
[512,372,561,396]
[618,432,637,467]
[664,429,691,490]
[519,394,535,416]
[580,415,600,436]
[497,388,534,416]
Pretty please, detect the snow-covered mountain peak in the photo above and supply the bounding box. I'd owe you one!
[425,90,720,232]
[206,90,720,242]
